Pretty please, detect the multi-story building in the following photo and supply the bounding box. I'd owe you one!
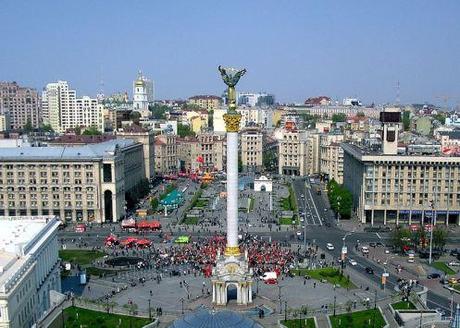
[177,136,197,173]
[0,82,41,130]
[237,92,275,107]
[116,124,155,180]
[133,71,154,118]
[188,95,222,111]
[0,112,11,132]
[343,108,460,226]
[320,133,345,183]
[305,133,321,176]
[0,139,144,222]
[241,128,263,172]
[195,133,225,172]
[0,216,61,328]
[154,134,178,175]
[42,81,104,133]
[183,110,209,133]
[277,123,308,176]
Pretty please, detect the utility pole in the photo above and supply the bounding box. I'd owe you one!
[148,299,151,320]
[285,301,288,321]
[373,289,377,328]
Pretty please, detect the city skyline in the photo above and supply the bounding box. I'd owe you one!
[1,1,460,105]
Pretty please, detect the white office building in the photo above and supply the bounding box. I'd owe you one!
[0,216,61,328]
[42,81,104,133]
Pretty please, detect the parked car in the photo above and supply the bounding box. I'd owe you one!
[326,243,334,251]
[449,261,460,267]
[361,246,369,254]
[448,277,458,284]
[365,267,374,274]
[450,249,460,257]
[369,242,377,248]
[349,259,357,266]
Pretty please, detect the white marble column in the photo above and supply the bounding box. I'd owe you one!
[226,132,239,249]
[212,284,216,303]
[248,283,253,303]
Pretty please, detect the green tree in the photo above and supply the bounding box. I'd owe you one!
[412,227,427,250]
[433,113,446,125]
[357,111,365,117]
[23,119,33,132]
[150,197,159,211]
[149,104,168,119]
[402,111,411,131]
[391,227,411,252]
[40,124,54,132]
[82,126,102,136]
[208,109,214,128]
[177,123,195,137]
[332,113,347,123]
[433,228,448,250]
[129,111,141,123]
[263,148,277,172]
[327,179,353,219]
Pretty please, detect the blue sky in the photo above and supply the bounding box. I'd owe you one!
[1,1,459,105]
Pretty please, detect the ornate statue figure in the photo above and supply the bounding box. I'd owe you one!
[218,66,246,114]
[218,66,247,87]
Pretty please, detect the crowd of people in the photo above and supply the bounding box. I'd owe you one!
[102,234,297,279]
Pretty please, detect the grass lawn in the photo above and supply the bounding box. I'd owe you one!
[281,318,316,328]
[182,217,199,225]
[391,301,416,310]
[280,198,291,211]
[452,284,460,292]
[290,267,356,289]
[249,197,255,212]
[330,309,385,328]
[280,217,296,225]
[59,250,105,266]
[194,199,208,207]
[63,306,151,328]
[431,262,456,275]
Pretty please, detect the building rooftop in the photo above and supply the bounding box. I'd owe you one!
[0,139,136,161]
[438,130,460,139]
[0,216,60,292]
[49,134,116,145]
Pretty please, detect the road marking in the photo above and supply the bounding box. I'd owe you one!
[306,181,322,226]
[376,233,381,239]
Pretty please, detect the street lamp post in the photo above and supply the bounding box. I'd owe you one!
[429,201,435,265]
[180,298,184,315]
[278,285,283,314]
[285,301,288,321]
[148,299,151,320]
[336,195,342,223]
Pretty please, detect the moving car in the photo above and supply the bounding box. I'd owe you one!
[449,261,460,267]
[365,267,374,274]
[326,243,334,251]
[349,259,357,266]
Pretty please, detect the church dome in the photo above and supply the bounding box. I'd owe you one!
[135,79,145,87]
[169,309,263,328]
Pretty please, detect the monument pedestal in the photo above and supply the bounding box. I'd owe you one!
[212,251,253,306]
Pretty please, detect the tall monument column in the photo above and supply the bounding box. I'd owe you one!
[212,66,252,306]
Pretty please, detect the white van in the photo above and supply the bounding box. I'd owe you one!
[361,246,369,254]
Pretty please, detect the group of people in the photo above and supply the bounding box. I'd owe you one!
[101,234,297,279]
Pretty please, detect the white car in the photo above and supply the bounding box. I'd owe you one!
[349,259,357,266]
[361,246,369,254]
[301,194,305,198]
[449,261,460,267]
[326,243,334,251]
[296,231,302,236]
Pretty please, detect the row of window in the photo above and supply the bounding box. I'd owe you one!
[0,200,94,208]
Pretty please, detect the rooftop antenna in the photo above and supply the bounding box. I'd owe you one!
[98,65,105,101]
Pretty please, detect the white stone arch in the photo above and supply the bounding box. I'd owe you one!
[226,282,238,303]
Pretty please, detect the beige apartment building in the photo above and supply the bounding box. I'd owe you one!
[320,133,345,183]
[0,82,41,130]
[0,139,144,222]
[305,133,320,176]
[188,95,222,111]
[154,134,178,175]
[343,143,460,226]
[278,128,308,176]
[194,133,225,172]
[241,128,263,172]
